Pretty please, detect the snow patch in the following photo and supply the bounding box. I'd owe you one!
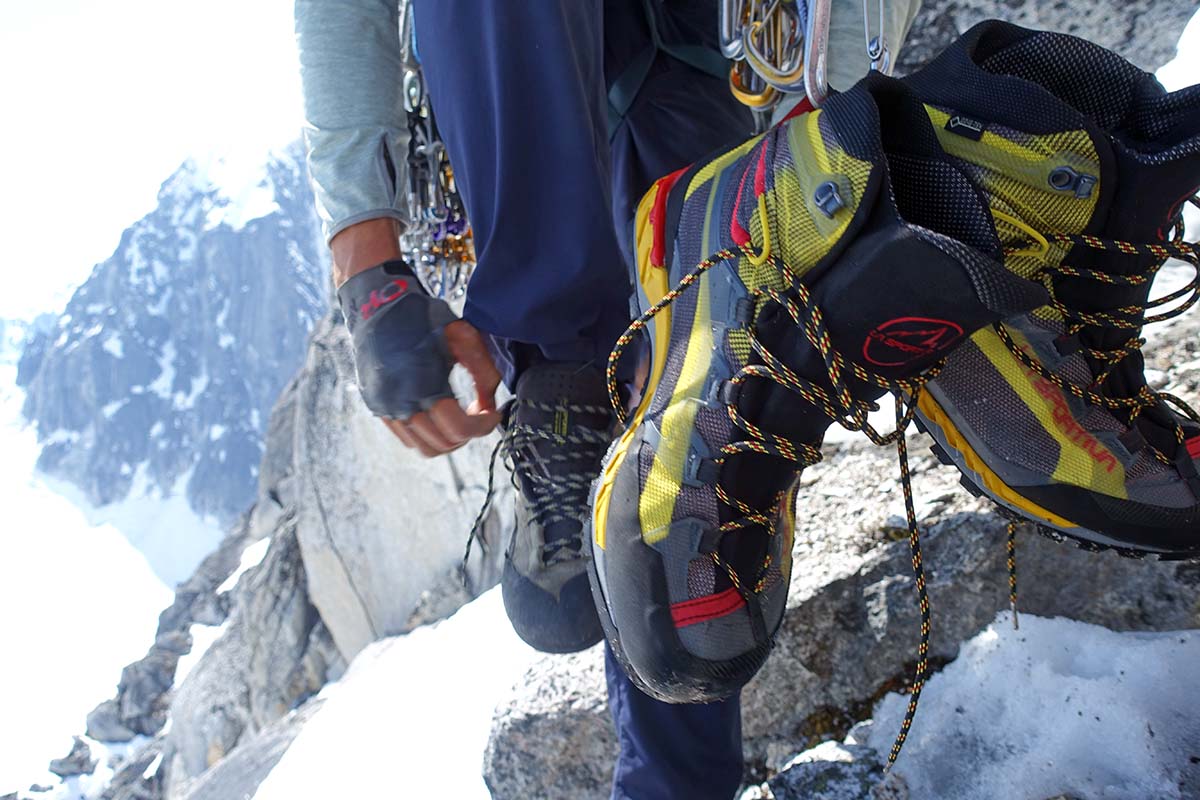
[0,359,171,793]
[42,428,81,446]
[177,371,209,409]
[174,622,229,688]
[38,464,223,588]
[209,424,226,441]
[176,151,283,232]
[253,589,539,800]
[217,536,271,594]
[866,614,1200,800]
[141,751,163,781]
[148,340,177,399]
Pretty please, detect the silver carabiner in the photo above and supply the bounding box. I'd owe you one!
[719,0,747,60]
[741,0,807,92]
[803,0,831,106]
[862,0,893,75]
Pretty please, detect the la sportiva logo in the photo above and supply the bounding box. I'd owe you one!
[863,317,963,367]
[360,278,410,320]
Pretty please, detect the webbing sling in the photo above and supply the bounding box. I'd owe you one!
[607,0,732,139]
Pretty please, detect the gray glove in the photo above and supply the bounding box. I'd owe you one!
[337,260,457,419]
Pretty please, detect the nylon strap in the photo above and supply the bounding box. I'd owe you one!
[607,0,732,139]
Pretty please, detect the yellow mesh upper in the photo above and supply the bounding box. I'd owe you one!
[766,111,873,285]
[640,110,875,538]
[923,106,1123,496]
[924,106,1100,280]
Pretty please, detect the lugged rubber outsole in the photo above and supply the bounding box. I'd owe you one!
[913,401,1200,563]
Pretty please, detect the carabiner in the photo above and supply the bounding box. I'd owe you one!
[729,60,780,109]
[803,0,832,106]
[741,5,807,92]
[720,0,748,60]
[862,0,893,74]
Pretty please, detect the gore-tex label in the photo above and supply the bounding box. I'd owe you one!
[945,115,986,141]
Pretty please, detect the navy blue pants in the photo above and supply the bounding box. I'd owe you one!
[414,2,753,798]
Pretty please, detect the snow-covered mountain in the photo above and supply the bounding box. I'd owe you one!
[17,143,328,530]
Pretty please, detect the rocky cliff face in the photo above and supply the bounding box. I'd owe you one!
[895,0,1199,75]
[17,143,328,525]
[52,312,511,800]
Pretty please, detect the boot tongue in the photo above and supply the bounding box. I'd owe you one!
[1055,90,1200,442]
[509,362,612,549]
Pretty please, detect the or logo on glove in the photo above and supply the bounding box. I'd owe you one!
[359,278,411,321]
[337,259,457,419]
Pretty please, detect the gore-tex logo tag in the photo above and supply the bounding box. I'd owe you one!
[945,115,986,141]
[360,278,410,320]
[863,317,964,368]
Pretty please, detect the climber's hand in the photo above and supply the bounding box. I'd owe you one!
[337,260,501,457]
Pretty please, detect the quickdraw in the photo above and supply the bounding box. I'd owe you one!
[399,1,475,299]
[720,0,893,112]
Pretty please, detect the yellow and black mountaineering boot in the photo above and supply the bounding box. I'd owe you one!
[904,21,1200,558]
[589,74,1049,704]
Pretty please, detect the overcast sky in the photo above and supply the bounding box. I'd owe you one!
[0,0,305,319]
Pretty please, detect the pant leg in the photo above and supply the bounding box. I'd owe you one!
[605,1,758,261]
[418,3,746,795]
[606,644,744,800]
[600,7,752,800]
[412,0,633,387]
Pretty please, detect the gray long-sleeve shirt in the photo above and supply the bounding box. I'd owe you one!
[296,0,411,243]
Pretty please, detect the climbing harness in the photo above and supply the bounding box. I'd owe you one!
[720,0,894,112]
[399,1,475,299]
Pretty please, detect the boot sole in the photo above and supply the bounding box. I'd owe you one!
[915,390,1200,561]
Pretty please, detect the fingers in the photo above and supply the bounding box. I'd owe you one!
[382,417,436,458]
[376,320,505,458]
[444,320,502,413]
[381,399,500,459]
[428,396,501,442]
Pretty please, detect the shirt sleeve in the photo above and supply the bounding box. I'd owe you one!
[295,0,411,243]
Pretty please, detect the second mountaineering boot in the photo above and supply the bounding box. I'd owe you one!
[589,74,1050,704]
[903,21,1200,558]
[496,361,613,653]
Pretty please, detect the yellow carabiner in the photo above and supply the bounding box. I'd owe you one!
[729,63,779,109]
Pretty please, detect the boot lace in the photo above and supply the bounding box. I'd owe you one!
[462,398,613,576]
[602,194,1199,770]
[998,197,1200,463]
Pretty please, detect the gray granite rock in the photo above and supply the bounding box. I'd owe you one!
[48,737,96,779]
[171,699,323,800]
[288,313,509,662]
[163,516,343,796]
[896,0,1199,76]
[483,649,615,800]
[763,742,885,800]
[100,744,165,800]
[86,699,137,744]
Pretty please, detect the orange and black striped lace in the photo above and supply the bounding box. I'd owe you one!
[605,236,944,768]
[601,196,1199,770]
[1000,195,1200,470]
